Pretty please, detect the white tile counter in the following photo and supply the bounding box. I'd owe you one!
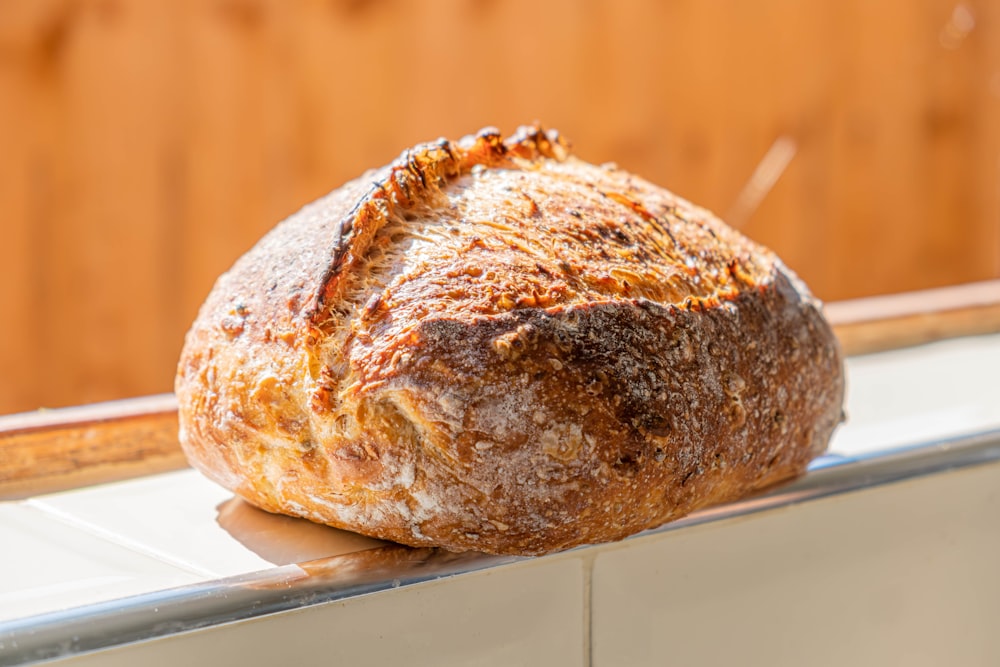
[1,333,999,666]
[830,334,1000,456]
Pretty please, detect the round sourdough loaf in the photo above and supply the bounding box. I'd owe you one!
[176,126,844,556]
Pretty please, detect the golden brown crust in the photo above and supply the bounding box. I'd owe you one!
[175,125,845,556]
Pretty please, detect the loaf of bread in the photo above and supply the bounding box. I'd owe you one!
[176,126,844,556]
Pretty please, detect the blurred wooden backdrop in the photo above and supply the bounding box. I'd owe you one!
[1,0,999,414]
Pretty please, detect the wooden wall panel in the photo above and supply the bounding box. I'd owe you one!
[1,0,998,414]
[0,49,37,414]
[0,0,63,414]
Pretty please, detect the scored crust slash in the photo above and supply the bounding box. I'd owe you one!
[175,125,845,556]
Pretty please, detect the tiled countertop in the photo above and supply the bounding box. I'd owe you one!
[2,333,999,625]
[831,334,1000,456]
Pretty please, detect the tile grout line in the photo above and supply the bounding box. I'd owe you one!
[22,499,221,580]
[582,551,595,667]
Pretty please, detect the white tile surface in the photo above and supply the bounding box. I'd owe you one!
[590,461,1000,667]
[0,504,200,623]
[50,556,586,667]
[5,333,999,632]
[28,469,384,579]
[831,334,1000,455]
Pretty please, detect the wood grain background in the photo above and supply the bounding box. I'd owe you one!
[1,0,998,414]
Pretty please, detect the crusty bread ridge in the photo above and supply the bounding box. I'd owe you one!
[175,125,844,556]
